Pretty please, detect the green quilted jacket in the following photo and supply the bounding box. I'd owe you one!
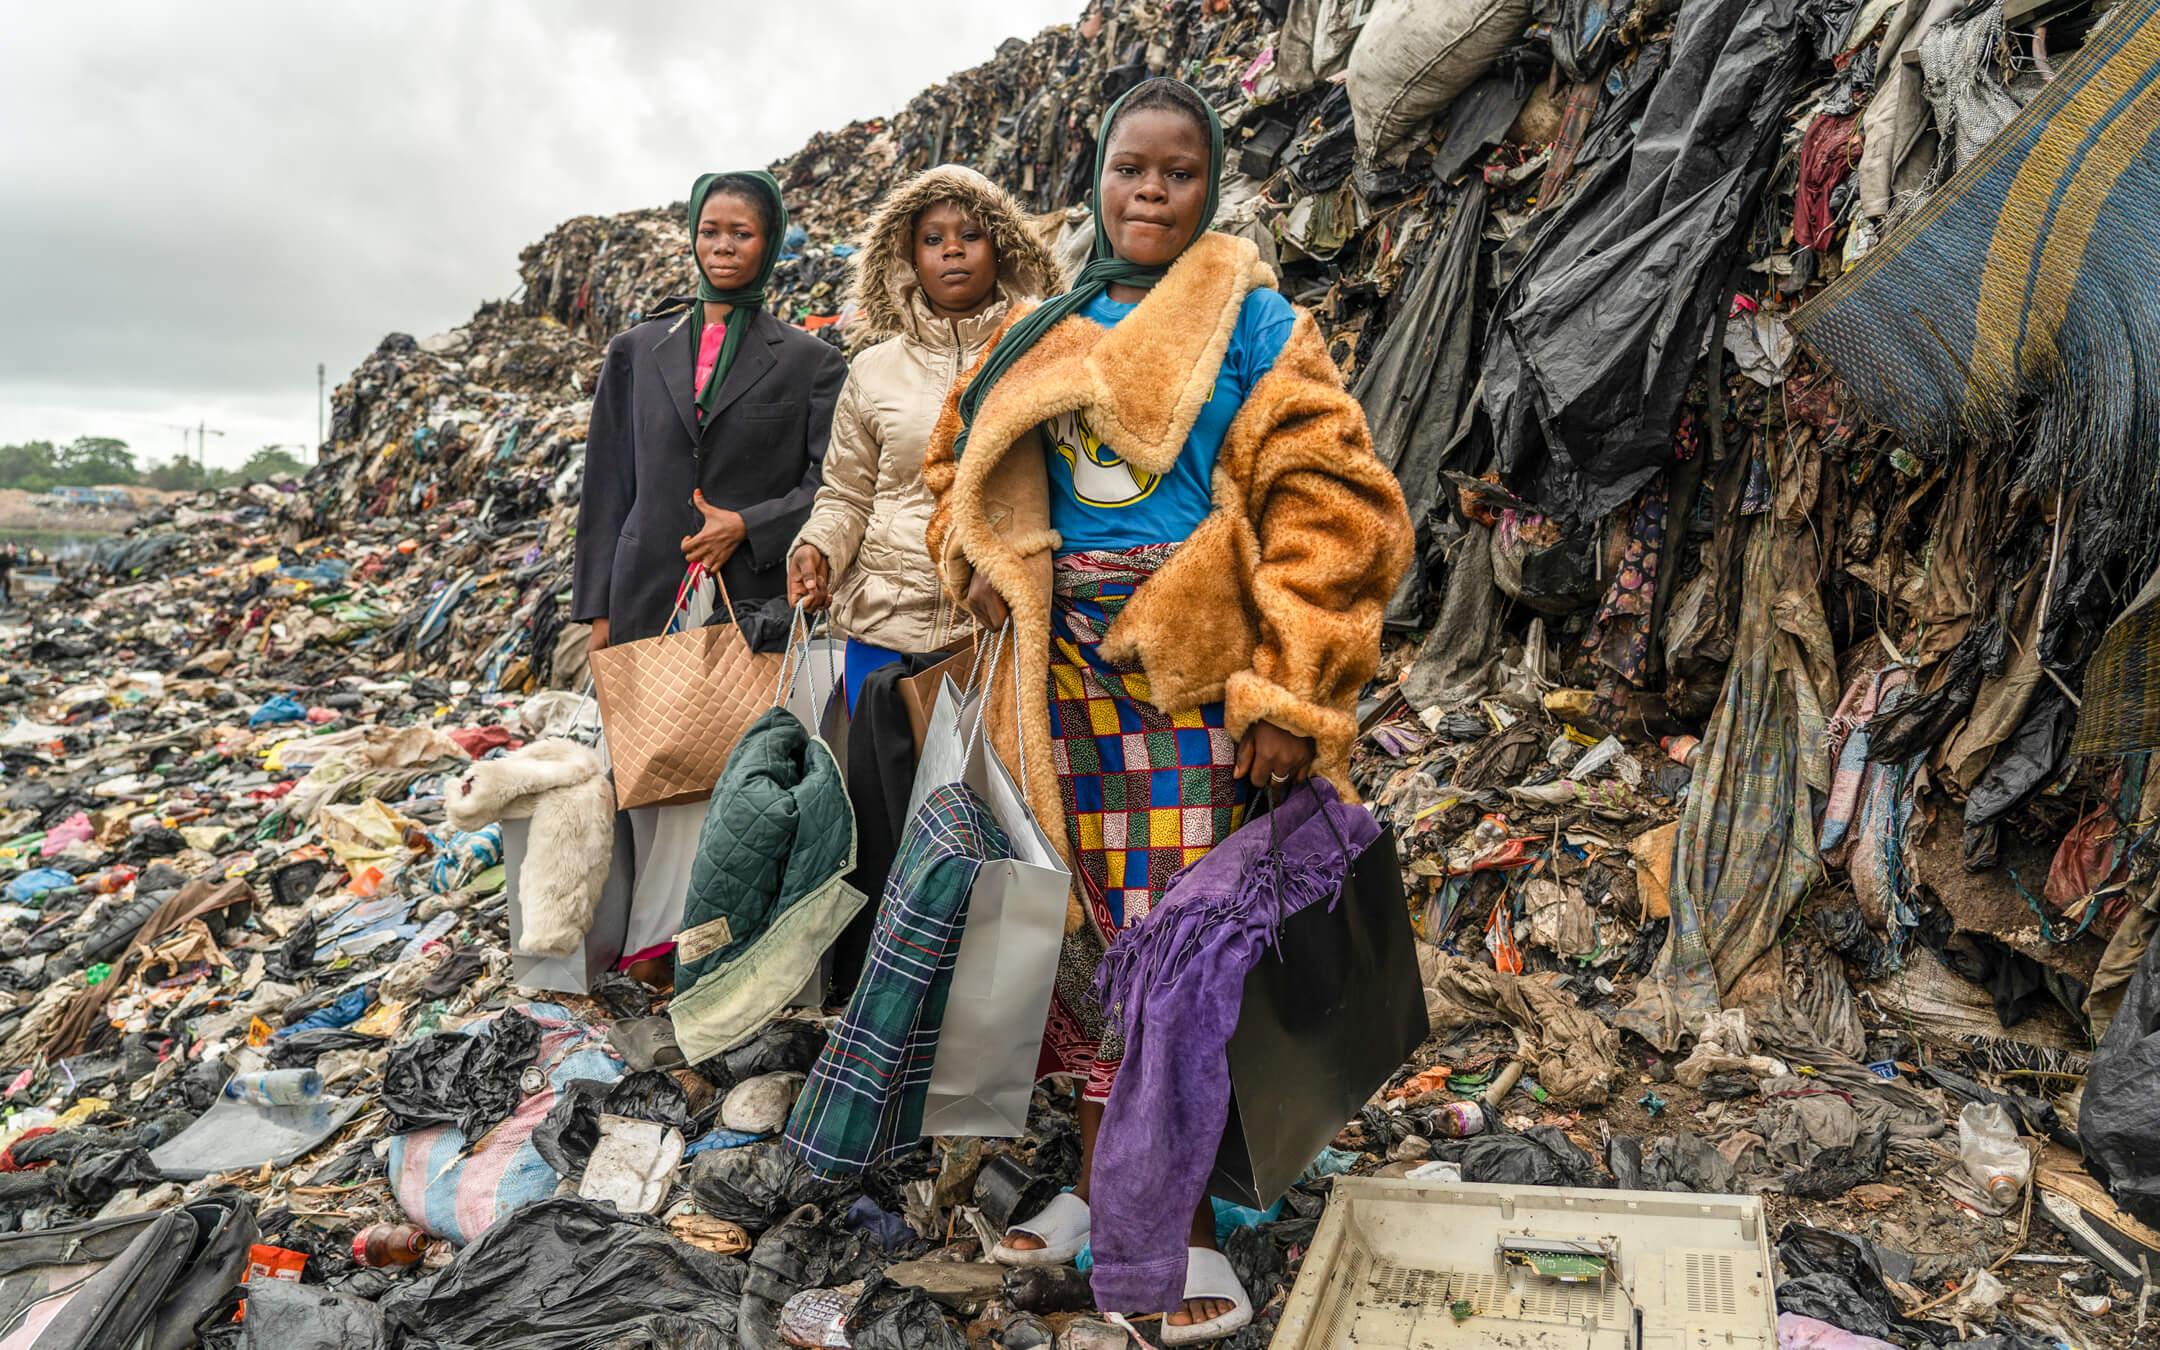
[668,706,863,1063]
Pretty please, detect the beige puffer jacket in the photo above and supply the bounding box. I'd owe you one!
[791,165,1062,653]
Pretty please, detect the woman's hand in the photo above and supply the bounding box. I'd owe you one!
[588,617,611,654]
[680,490,747,569]
[964,570,1010,630]
[1234,720,1315,789]
[788,544,832,611]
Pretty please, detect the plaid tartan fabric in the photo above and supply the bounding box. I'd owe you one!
[785,782,1009,1177]
[1042,545,1249,1102]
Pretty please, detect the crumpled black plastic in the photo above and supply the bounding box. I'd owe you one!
[1964,687,2074,826]
[1446,1126,1602,1187]
[60,1146,163,1209]
[376,1197,743,1350]
[846,1276,967,1350]
[262,912,319,984]
[713,1018,829,1088]
[686,1140,835,1232]
[1775,1223,1957,1344]
[531,1071,693,1181]
[380,1008,541,1138]
[2084,928,2160,1225]
[740,1207,888,1350]
[1607,1132,1737,1193]
[265,1029,380,1070]
[1775,1123,1886,1199]
[1536,0,1635,82]
[584,972,654,1021]
[1868,624,1991,763]
[1485,0,1806,522]
[1812,898,1889,977]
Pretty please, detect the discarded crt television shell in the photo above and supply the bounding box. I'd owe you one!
[1275,1178,1776,1350]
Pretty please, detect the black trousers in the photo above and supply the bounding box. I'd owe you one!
[830,650,948,998]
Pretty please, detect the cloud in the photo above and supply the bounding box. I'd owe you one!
[0,0,1078,463]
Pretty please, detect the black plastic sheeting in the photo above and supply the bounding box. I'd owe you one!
[379,1008,541,1138]
[847,1276,968,1350]
[1965,687,2075,826]
[1484,0,1809,523]
[530,1070,693,1181]
[1774,1223,1957,1345]
[739,1207,891,1350]
[2084,927,2160,1226]
[1353,177,1488,627]
[687,1139,838,1232]
[1444,1125,1604,1186]
[1607,1132,1738,1193]
[712,1018,828,1088]
[376,1197,745,1349]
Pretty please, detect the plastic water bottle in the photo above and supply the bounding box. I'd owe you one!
[1957,1102,2030,1207]
[223,1068,323,1108]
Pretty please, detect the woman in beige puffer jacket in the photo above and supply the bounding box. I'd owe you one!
[788,165,1062,684]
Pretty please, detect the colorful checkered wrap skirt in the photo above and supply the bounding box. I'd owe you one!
[1042,545,1250,1102]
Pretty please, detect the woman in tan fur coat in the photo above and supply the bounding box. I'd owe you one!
[924,79,1411,1338]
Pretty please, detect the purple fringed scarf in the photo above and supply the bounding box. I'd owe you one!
[1086,780,1379,1313]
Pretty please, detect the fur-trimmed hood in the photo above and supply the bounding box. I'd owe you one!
[847,164,1062,345]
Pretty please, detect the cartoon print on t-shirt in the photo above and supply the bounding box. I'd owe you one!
[1048,409,1159,507]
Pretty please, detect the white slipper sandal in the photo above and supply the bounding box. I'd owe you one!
[1160,1247,1253,1346]
[990,1192,1092,1266]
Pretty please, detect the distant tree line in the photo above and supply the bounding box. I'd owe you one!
[0,438,307,493]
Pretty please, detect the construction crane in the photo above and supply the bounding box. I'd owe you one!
[162,422,227,477]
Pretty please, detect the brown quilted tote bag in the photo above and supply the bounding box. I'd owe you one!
[589,566,790,809]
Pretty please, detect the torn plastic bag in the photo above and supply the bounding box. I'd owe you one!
[1445,1126,1601,1186]
[59,1146,163,1208]
[376,1197,744,1350]
[238,1278,383,1350]
[686,1139,836,1232]
[1607,1132,1739,1193]
[847,1274,968,1350]
[714,1017,828,1088]
[265,1028,380,1069]
[0,1194,255,1350]
[739,1208,889,1350]
[537,1070,694,1181]
[1866,625,1991,763]
[1351,179,1487,627]
[1483,0,1807,521]
[1539,0,1633,82]
[380,1005,541,1136]
[2084,927,2160,1225]
[1774,1223,1957,1345]
[1964,687,2074,826]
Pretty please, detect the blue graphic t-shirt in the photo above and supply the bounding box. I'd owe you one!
[1046,286,1297,554]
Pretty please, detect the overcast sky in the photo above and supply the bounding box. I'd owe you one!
[0,0,1079,468]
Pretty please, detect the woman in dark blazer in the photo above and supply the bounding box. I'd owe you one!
[574,170,848,649]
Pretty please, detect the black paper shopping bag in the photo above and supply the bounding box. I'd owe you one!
[1209,825,1424,1209]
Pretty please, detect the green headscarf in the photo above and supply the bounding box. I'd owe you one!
[687,169,788,420]
[949,78,1223,461]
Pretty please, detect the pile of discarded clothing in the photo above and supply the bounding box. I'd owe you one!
[10,0,2160,1345]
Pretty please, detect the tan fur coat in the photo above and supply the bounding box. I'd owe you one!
[924,231,1412,885]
